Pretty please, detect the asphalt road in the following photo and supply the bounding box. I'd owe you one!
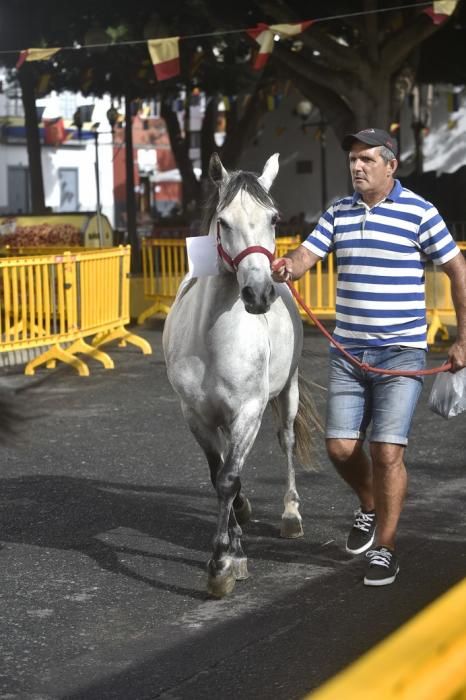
[0,320,464,699]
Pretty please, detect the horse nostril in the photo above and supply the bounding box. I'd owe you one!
[261,282,275,307]
[241,286,256,305]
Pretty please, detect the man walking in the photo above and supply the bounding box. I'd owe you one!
[272,128,466,586]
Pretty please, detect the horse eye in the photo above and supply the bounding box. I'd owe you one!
[271,214,280,226]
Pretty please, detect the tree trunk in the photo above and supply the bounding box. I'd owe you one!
[200,96,219,208]
[18,65,46,214]
[220,90,269,169]
[161,99,201,220]
[125,97,140,273]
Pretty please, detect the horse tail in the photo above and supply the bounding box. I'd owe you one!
[294,372,323,471]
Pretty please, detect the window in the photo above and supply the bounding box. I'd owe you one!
[58,168,79,211]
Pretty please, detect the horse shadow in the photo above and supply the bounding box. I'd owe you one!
[0,473,348,598]
[0,475,219,600]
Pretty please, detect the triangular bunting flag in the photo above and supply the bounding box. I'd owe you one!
[16,47,61,70]
[271,21,314,36]
[423,0,457,24]
[247,24,274,70]
[147,37,180,81]
[247,21,313,70]
[43,117,67,147]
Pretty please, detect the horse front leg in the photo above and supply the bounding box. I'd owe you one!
[207,404,263,598]
[276,373,304,539]
[182,403,252,526]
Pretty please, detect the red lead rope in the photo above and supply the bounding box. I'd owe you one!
[286,282,452,377]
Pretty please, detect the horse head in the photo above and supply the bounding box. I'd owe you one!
[208,152,280,314]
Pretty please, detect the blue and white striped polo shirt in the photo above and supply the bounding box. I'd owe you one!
[303,179,459,350]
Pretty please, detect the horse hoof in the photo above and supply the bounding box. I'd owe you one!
[232,557,249,580]
[207,571,236,598]
[280,516,304,539]
[234,497,252,525]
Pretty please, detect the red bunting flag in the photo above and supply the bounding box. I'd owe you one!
[16,47,61,70]
[43,117,67,147]
[247,21,313,70]
[147,37,180,81]
[423,0,457,24]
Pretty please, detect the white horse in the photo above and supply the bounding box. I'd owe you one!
[163,153,319,597]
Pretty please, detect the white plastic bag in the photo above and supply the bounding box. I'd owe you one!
[428,368,466,419]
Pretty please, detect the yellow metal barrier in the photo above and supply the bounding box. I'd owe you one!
[138,238,188,324]
[292,254,336,320]
[306,578,466,700]
[137,237,461,342]
[425,244,465,344]
[137,235,308,324]
[0,246,151,376]
[0,245,85,257]
[137,235,336,325]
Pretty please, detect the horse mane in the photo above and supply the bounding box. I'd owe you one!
[201,169,277,235]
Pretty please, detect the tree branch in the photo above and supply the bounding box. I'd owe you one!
[381,12,445,71]
[283,69,355,139]
[273,44,362,105]
[220,86,270,169]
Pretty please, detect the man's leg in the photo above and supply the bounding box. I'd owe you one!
[327,438,406,550]
[326,438,374,511]
[326,438,378,554]
[369,442,406,550]
[325,352,376,554]
[360,347,424,585]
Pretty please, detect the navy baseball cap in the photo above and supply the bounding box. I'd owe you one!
[342,128,398,157]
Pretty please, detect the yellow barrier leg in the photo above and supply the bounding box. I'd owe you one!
[137,301,172,325]
[25,344,90,376]
[92,326,152,355]
[66,338,115,369]
[4,320,47,339]
[427,309,449,345]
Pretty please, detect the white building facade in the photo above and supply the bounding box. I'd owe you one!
[0,71,115,225]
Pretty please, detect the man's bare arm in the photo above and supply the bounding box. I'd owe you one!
[271,245,322,282]
[441,251,466,371]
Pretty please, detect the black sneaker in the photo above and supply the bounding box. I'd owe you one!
[364,546,399,586]
[346,507,376,554]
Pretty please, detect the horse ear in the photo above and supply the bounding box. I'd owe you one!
[209,152,229,187]
[258,153,279,192]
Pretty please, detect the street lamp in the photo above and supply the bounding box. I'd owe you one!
[91,121,105,247]
[295,99,328,212]
[73,104,115,247]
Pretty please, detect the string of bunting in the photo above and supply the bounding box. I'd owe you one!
[6,1,458,82]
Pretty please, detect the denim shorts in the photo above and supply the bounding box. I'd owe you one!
[326,345,426,446]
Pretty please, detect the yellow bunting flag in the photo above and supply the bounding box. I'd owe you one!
[16,47,61,70]
[147,37,180,81]
[423,0,457,24]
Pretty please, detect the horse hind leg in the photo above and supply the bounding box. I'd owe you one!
[272,372,304,539]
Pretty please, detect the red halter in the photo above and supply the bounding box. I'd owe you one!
[216,221,275,271]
